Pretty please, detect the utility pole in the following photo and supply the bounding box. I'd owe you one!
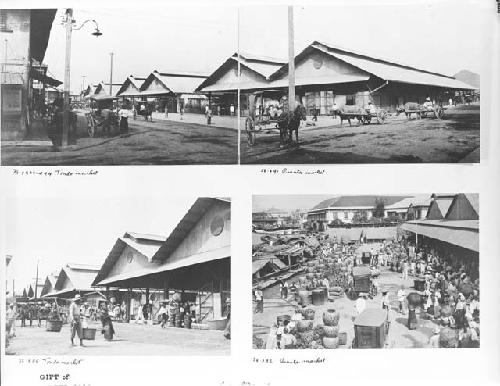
[109,52,114,95]
[237,9,240,163]
[34,259,39,299]
[62,8,73,147]
[288,6,295,112]
[81,75,86,93]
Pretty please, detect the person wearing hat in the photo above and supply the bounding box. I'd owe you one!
[69,295,84,347]
[158,302,168,328]
[428,326,440,348]
[423,97,434,111]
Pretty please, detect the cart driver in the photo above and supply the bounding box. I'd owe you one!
[366,101,377,115]
[423,97,434,111]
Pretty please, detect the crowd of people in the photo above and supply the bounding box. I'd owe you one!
[254,231,479,349]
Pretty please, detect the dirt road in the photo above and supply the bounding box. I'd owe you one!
[242,106,480,164]
[6,320,230,356]
[2,119,237,166]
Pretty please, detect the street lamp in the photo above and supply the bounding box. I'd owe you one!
[61,9,102,147]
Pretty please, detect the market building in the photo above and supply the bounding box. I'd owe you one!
[115,75,146,107]
[307,195,430,230]
[196,52,286,115]
[92,197,231,328]
[201,41,476,117]
[43,263,101,300]
[401,193,479,278]
[1,9,61,140]
[39,273,58,297]
[137,70,208,114]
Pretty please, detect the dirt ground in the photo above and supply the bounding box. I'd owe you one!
[1,118,237,165]
[253,265,442,349]
[6,319,230,355]
[242,105,480,164]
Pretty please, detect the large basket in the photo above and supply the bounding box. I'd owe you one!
[82,328,97,340]
[46,320,63,332]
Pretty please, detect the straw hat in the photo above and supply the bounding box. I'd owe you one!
[73,294,81,301]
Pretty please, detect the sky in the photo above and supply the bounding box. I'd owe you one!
[3,195,197,294]
[253,195,336,212]
[37,1,488,94]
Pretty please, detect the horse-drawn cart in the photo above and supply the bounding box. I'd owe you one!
[85,95,119,138]
[397,102,445,120]
[245,91,306,147]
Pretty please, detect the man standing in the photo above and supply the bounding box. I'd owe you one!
[69,295,84,347]
[255,288,264,313]
[6,303,16,338]
[397,286,406,315]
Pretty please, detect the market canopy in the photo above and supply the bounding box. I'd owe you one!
[401,219,479,252]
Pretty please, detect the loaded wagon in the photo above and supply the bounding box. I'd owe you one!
[353,308,389,348]
[245,90,285,146]
[347,266,373,299]
[336,105,388,126]
[397,102,445,120]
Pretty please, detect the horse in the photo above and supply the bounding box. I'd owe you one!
[276,104,307,147]
[396,102,423,119]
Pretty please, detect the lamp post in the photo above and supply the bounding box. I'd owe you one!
[287,6,295,113]
[61,9,102,147]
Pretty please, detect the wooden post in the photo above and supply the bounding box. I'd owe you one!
[288,6,295,112]
[109,53,114,95]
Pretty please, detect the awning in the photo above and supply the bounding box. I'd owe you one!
[30,68,62,87]
[95,245,230,286]
[401,220,478,252]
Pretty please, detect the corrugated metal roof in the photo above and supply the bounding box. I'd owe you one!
[313,44,474,90]
[91,232,165,286]
[252,256,286,274]
[96,250,230,286]
[401,220,478,252]
[464,194,479,216]
[116,75,145,97]
[385,195,432,209]
[312,195,411,210]
[142,71,207,95]
[54,264,100,293]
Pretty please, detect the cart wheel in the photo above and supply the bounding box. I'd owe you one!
[376,110,387,124]
[435,107,444,120]
[245,117,255,146]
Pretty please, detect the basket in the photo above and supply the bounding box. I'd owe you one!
[82,328,96,340]
[46,320,63,332]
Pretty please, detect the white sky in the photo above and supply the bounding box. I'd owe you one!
[3,195,197,294]
[253,195,335,212]
[36,1,489,94]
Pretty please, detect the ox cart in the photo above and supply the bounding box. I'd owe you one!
[397,102,445,120]
[335,105,388,126]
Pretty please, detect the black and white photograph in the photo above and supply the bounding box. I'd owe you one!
[235,4,482,164]
[0,8,238,165]
[4,196,231,355]
[252,194,479,349]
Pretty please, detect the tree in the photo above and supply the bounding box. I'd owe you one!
[373,197,386,218]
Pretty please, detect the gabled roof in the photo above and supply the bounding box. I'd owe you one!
[444,193,479,220]
[196,52,285,92]
[115,75,146,96]
[426,196,454,220]
[141,70,208,95]
[152,197,230,262]
[54,264,100,293]
[311,195,412,211]
[91,232,166,286]
[40,274,58,297]
[464,194,479,216]
[271,41,475,90]
[386,195,431,210]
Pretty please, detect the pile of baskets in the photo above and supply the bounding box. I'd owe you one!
[288,308,347,349]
